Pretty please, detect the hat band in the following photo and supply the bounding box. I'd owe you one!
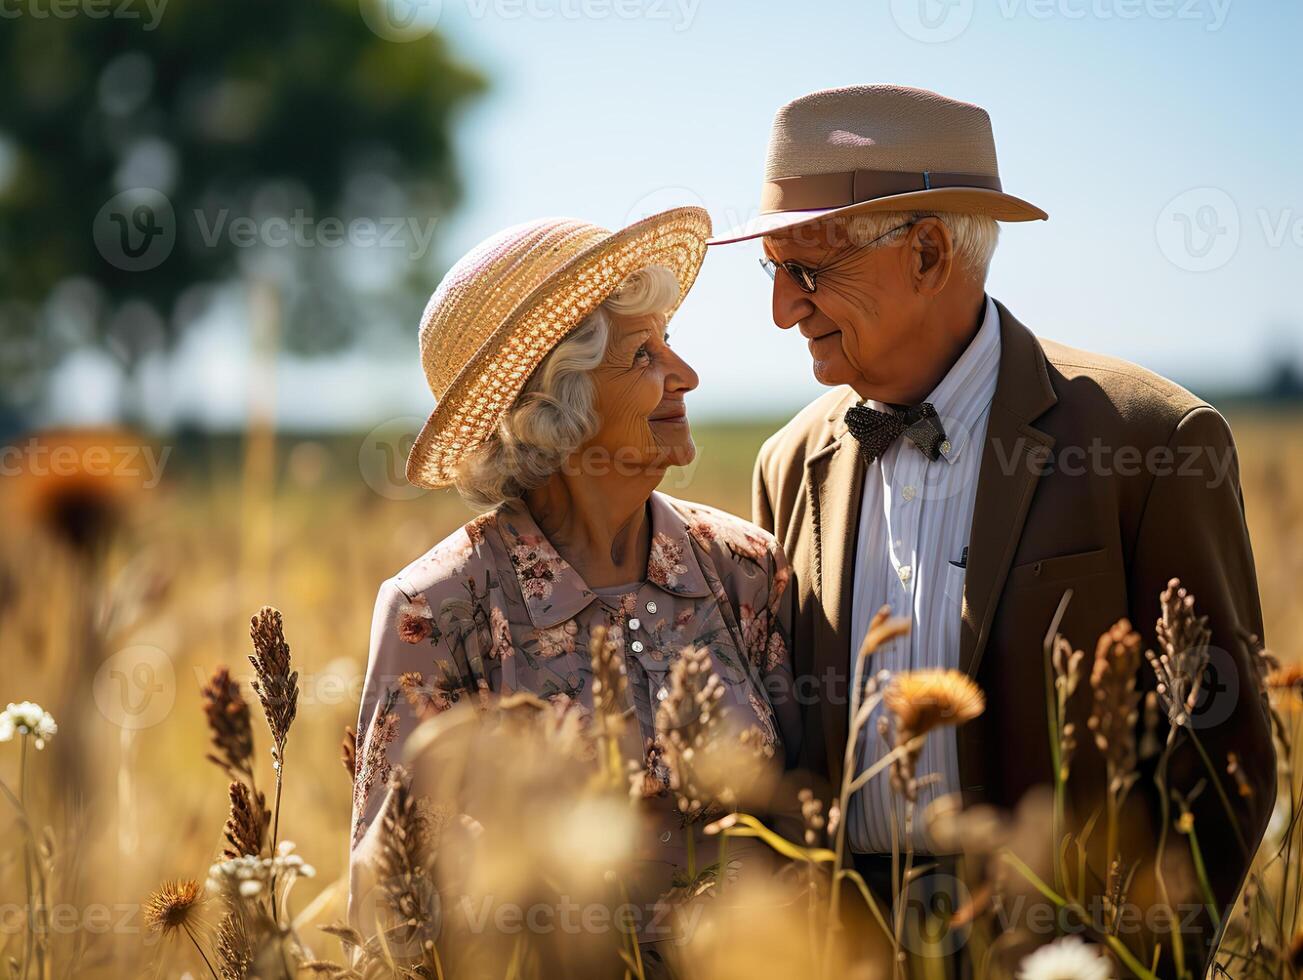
[760,169,1003,213]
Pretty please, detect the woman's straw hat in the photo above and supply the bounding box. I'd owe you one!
[406,207,711,489]
[711,84,1047,244]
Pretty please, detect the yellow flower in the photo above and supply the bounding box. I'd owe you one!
[883,669,985,740]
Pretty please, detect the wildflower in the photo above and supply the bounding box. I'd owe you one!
[0,701,58,749]
[10,428,146,554]
[883,670,984,802]
[144,878,204,936]
[1016,935,1113,980]
[205,841,316,900]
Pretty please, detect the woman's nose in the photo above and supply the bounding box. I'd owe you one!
[666,346,699,393]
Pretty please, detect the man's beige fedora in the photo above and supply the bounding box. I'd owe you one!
[405,207,710,490]
[710,84,1047,245]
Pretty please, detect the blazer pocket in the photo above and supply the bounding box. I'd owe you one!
[1007,547,1110,590]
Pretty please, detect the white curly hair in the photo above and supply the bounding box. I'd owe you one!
[451,264,681,507]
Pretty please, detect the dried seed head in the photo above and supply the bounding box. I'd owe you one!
[655,646,729,823]
[341,724,357,782]
[373,767,439,953]
[214,910,253,980]
[201,667,255,781]
[247,607,298,758]
[144,879,203,936]
[589,625,627,735]
[1146,579,1211,728]
[1087,619,1144,799]
[222,780,269,860]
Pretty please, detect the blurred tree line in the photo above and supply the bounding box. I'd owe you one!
[0,0,486,425]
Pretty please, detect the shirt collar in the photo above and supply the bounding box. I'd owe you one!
[864,293,1002,465]
[495,492,710,629]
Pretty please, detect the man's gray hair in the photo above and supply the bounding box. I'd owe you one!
[451,265,681,508]
[845,210,999,283]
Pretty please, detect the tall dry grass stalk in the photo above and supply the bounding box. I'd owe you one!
[248,607,300,860]
[1088,619,1143,870]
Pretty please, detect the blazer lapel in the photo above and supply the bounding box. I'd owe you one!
[960,301,1059,681]
[806,390,863,787]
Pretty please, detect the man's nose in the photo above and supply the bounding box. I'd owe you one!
[771,273,815,330]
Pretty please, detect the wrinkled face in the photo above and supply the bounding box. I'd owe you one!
[585,310,699,477]
[764,218,930,393]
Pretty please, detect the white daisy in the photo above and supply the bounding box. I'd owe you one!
[1017,936,1114,980]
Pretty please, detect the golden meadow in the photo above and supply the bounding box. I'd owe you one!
[1,413,1301,979]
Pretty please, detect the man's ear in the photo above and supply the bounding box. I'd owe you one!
[911,218,954,295]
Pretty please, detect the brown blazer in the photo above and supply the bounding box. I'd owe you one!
[753,297,1275,972]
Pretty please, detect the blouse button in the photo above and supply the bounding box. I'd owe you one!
[659,831,672,843]
[628,618,641,631]
[631,640,645,653]
[645,601,658,614]
[656,686,668,701]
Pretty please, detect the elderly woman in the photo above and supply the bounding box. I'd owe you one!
[348,208,798,954]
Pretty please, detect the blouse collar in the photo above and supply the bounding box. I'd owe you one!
[494,491,710,629]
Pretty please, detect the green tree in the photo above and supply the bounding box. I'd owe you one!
[0,0,486,418]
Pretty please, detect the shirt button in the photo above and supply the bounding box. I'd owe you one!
[628,618,641,630]
[660,831,672,843]
[645,601,658,614]
[940,440,953,456]
[631,640,645,653]
[899,565,913,584]
[902,485,917,501]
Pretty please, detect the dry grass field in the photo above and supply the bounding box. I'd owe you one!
[0,412,1299,978]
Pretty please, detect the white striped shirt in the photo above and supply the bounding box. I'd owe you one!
[846,294,1002,855]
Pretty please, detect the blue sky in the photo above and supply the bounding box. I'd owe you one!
[61,0,1303,427]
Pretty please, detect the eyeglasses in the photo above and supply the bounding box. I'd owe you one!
[759,221,917,293]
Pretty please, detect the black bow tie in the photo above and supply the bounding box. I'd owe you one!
[844,402,949,464]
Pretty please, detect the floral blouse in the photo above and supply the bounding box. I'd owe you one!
[348,491,798,925]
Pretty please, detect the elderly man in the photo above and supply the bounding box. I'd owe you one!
[710,85,1275,976]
